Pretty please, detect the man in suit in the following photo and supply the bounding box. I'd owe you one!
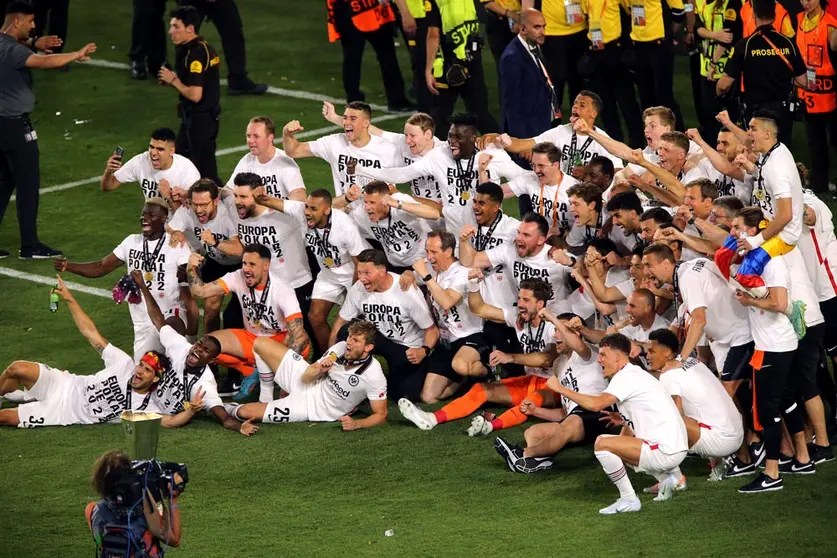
[498,8,557,216]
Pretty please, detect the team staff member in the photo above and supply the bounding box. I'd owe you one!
[327,0,414,111]
[394,0,433,112]
[717,0,807,147]
[0,1,96,260]
[624,0,687,131]
[157,6,222,185]
[425,0,499,139]
[580,0,644,146]
[796,0,837,194]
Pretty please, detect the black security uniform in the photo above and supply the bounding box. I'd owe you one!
[0,33,48,255]
[174,36,222,185]
[723,24,806,147]
[32,0,69,53]
[128,0,167,77]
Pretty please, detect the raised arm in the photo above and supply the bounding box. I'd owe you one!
[132,270,167,331]
[53,275,109,353]
[54,253,124,279]
[466,275,505,323]
[282,120,314,158]
[186,253,229,298]
[414,259,460,310]
[686,128,745,181]
[385,194,441,220]
[287,316,312,359]
[550,382,619,413]
[541,309,593,360]
[25,43,96,69]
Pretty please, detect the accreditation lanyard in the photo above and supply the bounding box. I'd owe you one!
[142,236,166,276]
[584,210,604,241]
[567,133,594,171]
[538,179,563,230]
[249,277,271,324]
[313,213,334,267]
[476,211,502,251]
[526,319,546,352]
[454,153,476,191]
[799,13,824,76]
[587,0,609,49]
[753,142,780,196]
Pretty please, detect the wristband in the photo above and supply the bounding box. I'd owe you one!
[397,199,404,210]
[467,280,481,293]
[421,345,432,356]
[422,273,433,282]
[746,233,765,249]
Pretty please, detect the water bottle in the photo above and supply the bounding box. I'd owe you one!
[737,231,748,256]
[489,345,502,381]
[49,291,59,312]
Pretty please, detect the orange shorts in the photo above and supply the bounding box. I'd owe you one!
[215,329,289,375]
[501,375,549,406]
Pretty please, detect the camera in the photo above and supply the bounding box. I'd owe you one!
[106,459,189,514]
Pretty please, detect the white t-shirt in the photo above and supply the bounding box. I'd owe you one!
[676,258,752,347]
[620,313,670,343]
[112,233,191,329]
[356,144,525,239]
[339,273,436,347]
[697,157,752,204]
[470,212,520,308]
[660,358,742,438]
[486,244,572,313]
[309,133,402,196]
[506,171,579,232]
[114,152,200,199]
[752,143,803,245]
[604,363,689,454]
[801,192,837,301]
[379,130,444,202]
[533,124,623,173]
[83,344,136,423]
[282,200,369,281]
[782,247,824,328]
[231,206,312,288]
[307,342,388,421]
[746,256,798,352]
[226,149,305,199]
[350,193,430,268]
[554,345,607,413]
[219,271,303,336]
[432,262,484,341]
[627,140,702,175]
[168,202,240,266]
[156,325,223,411]
[502,309,557,377]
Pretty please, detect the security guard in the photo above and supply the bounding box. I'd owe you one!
[694,0,742,145]
[717,0,807,147]
[158,6,221,186]
[395,0,433,112]
[0,1,95,259]
[426,0,500,138]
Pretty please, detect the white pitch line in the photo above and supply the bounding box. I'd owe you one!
[0,266,111,298]
[11,112,404,201]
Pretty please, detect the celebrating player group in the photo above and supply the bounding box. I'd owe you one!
[3,95,836,515]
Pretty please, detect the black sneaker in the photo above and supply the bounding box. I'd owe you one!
[779,459,816,475]
[217,375,242,398]
[809,444,835,464]
[228,78,268,96]
[760,453,793,469]
[0,249,8,259]
[739,473,783,494]
[493,436,523,472]
[750,441,767,468]
[725,456,756,477]
[130,60,147,80]
[19,243,62,259]
[513,455,555,474]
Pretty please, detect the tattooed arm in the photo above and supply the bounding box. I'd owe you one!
[287,317,312,359]
[186,253,228,299]
[53,275,109,354]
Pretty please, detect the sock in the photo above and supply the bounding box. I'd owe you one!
[595,450,636,500]
[2,389,29,403]
[783,301,793,318]
[490,392,544,431]
[669,467,683,483]
[254,354,275,404]
[434,383,487,424]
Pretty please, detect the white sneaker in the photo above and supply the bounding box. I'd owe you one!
[599,497,641,515]
[707,457,730,482]
[3,389,33,403]
[644,475,688,494]
[398,398,437,430]
[653,475,679,502]
[466,415,493,437]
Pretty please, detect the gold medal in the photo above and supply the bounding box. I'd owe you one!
[754,188,764,201]
[461,191,471,201]
[254,319,262,330]
[143,272,153,281]
[324,257,335,268]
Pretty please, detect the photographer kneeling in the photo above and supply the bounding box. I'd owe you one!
[85,451,186,556]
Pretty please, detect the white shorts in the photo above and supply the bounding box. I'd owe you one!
[262,350,311,424]
[311,268,352,304]
[17,364,97,428]
[635,441,687,474]
[709,341,729,376]
[690,425,743,458]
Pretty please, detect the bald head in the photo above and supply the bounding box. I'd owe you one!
[520,8,546,46]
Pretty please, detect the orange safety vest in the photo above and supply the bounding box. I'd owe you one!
[797,12,837,113]
[740,1,790,37]
[327,0,397,42]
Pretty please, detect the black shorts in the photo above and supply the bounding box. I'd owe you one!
[720,341,755,382]
[792,323,824,402]
[198,257,240,283]
[425,333,491,381]
[820,297,837,358]
[564,407,612,446]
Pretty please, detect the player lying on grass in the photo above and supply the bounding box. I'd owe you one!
[493,309,610,474]
[226,320,388,430]
[398,276,558,436]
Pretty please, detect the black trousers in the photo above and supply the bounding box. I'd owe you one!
[176,109,220,185]
[689,50,706,128]
[178,0,249,84]
[700,78,739,148]
[541,31,589,110]
[129,0,167,69]
[803,109,836,193]
[745,101,793,149]
[482,321,524,377]
[0,116,41,249]
[484,14,515,71]
[588,41,644,146]
[402,17,432,112]
[338,21,409,106]
[633,38,685,131]
[32,0,69,53]
[754,350,805,461]
[293,278,321,357]
[337,323,427,401]
[431,52,499,139]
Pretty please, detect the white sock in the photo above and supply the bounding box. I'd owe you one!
[595,450,636,499]
[254,354,275,403]
[3,389,29,403]
[669,467,683,483]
